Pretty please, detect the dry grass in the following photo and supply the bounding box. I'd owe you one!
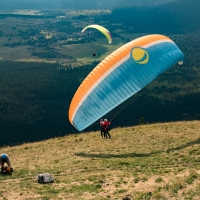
[1,120,200,199]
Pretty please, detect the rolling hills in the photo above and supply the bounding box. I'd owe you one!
[0,120,200,199]
[107,0,200,34]
[0,0,174,10]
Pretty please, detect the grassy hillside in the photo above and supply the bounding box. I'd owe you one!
[1,121,200,199]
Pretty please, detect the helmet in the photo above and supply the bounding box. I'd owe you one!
[104,119,107,121]
[100,119,103,121]
[1,154,7,160]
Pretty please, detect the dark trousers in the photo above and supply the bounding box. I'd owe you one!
[100,128,104,137]
[104,128,111,139]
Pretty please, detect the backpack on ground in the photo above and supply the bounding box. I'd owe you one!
[37,173,54,183]
[0,166,12,175]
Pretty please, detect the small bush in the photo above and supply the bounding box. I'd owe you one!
[186,171,198,184]
[155,177,164,183]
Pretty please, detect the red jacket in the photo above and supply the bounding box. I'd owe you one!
[102,121,110,129]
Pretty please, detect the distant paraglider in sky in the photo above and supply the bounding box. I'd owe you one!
[56,16,67,21]
[82,24,112,44]
[69,34,184,131]
[178,61,184,65]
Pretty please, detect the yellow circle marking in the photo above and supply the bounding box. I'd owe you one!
[132,48,149,64]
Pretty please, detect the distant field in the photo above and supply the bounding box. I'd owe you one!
[0,18,128,64]
[0,38,126,64]
[66,9,111,15]
[0,9,111,16]
[63,38,125,64]
[0,46,32,60]
[0,11,124,65]
[0,10,40,15]
[12,10,40,15]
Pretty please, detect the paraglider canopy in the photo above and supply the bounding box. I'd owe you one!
[56,16,67,21]
[69,34,184,131]
[82,24,112,44]
[178,61,183,65]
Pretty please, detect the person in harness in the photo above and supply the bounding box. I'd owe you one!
[102,119,111,139]
[99,119,105,138]
[0,153,13,174]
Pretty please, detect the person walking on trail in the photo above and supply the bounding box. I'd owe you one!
[0,153,13,174]
[99,119,105,138]
[102,119,111,139]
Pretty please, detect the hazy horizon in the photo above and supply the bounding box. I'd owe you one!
[0,0,175,10]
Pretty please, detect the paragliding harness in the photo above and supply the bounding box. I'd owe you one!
[103,125,111,138]
[103,126,110,132]
[106,127,111,131]
[37,173,54,183]
[104,126,110,134]
[0,166,13,175]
